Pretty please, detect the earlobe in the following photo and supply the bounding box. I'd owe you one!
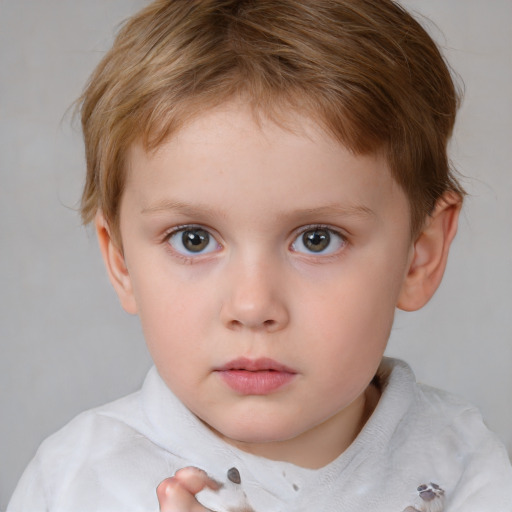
[95,213,138,315]
[397,192,462,312]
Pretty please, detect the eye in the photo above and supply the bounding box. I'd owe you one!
[167,227,220,256]
[291,227,346,255]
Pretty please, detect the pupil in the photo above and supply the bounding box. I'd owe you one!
[303,229,330,252]
[182,229,209,252]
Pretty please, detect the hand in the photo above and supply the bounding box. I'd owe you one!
[157,467,221,512]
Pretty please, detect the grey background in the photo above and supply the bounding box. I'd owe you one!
[1,0,511,508]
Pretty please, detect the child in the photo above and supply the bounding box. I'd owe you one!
[8,0,512,511]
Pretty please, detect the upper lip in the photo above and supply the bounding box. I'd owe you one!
[216,357,296,373]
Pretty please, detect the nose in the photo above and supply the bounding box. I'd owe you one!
[220,255,290,333]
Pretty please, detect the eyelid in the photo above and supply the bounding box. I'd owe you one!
[163,223,202,239]
[290,223,348,241]
[163,223,220,240]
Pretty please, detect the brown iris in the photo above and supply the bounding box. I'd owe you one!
[181,229,210,252]
[302,229,330,252]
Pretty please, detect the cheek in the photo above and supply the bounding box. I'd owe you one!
[136,284,215,398]
[298,262,402,369]
[303,297,390,406]
[305,266,399,333]
[131,271,213,358]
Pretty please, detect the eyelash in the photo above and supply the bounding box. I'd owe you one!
[162,224,348,261]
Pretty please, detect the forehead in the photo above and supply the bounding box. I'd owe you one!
[123,102,409,228]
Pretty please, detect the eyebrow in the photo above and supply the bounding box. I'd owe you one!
[293,204,375,220]
[141,200,220,217]
[141,200,375,220]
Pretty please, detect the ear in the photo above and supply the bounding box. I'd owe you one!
[95,212,138,315]
[397,192,462,312]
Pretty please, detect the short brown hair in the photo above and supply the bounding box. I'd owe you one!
[79,0,464,242]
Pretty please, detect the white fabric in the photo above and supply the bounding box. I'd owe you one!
[8,358,512,512]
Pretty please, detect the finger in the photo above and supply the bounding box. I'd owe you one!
[157,467,220,512]
[157,477,210,512]
[174,467,221,494]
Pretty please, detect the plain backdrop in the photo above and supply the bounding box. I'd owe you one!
[1,0,511,508]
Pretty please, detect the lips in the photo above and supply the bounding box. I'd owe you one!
[215,357,297,395]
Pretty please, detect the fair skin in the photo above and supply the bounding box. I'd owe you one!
[96,103,460,512]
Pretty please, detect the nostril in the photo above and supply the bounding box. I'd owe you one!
[227,318,277,331]
[228,319,243,331]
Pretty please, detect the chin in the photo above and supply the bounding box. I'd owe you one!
[216,418,301,446]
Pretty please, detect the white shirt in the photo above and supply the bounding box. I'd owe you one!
[8,358,512,511]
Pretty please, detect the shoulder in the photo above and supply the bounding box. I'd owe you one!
[379,358,497,438]
[416,382,512,507]
[414,378,504,457]
[379,358,512,510]
[8,378,172,511]
[30,366,172,470]
[38,388,145,461]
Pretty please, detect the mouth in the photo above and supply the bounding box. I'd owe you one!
[214,357,297,395]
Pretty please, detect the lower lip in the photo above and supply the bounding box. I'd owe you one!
[217,370,296,395]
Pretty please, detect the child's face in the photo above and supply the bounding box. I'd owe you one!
[111,103,415,466]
